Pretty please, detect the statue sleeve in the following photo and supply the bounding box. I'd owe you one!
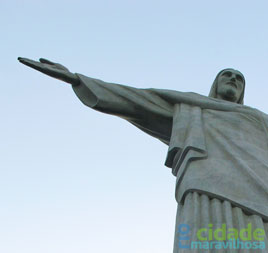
[72,74,174,144]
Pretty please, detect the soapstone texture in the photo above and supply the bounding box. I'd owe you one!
[18,58,268,252]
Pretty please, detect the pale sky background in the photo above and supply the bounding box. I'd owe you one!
[1,1,268,252]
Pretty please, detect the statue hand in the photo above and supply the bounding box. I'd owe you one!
[18,57,79,86]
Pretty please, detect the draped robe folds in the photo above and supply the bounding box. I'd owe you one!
[72,74,268,222]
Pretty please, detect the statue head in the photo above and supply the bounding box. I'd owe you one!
[209,68,245,104]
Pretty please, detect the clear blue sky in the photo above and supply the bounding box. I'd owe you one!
[2,1,268,252]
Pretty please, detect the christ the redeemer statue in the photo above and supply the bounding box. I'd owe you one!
[18,57,268,252]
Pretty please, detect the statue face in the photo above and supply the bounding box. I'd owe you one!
[216,69,244,103]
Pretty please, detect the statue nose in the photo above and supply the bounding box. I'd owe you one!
[230,77,236,82]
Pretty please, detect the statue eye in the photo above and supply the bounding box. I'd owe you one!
[236,75,243,82]
[222,71,232,77]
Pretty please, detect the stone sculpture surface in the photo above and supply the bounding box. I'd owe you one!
[18,57,268,252]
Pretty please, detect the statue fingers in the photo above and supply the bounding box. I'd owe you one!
[18,56,71,82]
[39,58,70,71]
[39,58,56,65]
[18,57,46,72]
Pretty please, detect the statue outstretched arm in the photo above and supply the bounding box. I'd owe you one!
[72,74,173,143]
[18,57,173,144]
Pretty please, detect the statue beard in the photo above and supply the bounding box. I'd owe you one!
[217,86,238,102]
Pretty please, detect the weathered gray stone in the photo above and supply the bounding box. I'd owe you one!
[18,57,268,252]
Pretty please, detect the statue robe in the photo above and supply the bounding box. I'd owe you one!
[72,74,268,222]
